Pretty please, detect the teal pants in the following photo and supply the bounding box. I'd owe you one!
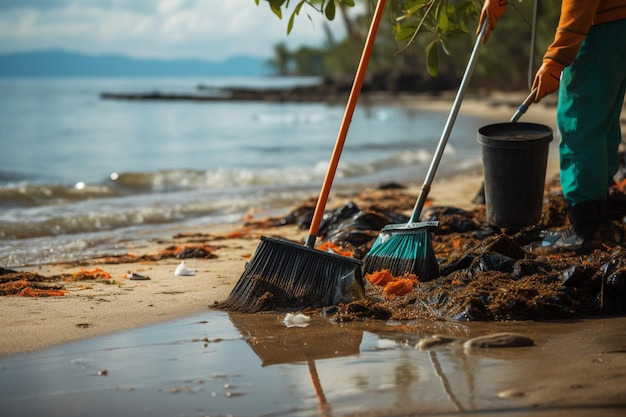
[557,18,626,207]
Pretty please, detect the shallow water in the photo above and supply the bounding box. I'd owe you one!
[1,311,625,416]
[0,76,493,268]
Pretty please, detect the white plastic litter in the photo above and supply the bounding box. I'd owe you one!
[283,313,310,328]
[174,261,196,276]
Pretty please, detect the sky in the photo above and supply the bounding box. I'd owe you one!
[0,0,349,62]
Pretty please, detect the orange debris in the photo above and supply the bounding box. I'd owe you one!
[383,278,415,296]
[0,280,67,297]
[613,178,626,191]
[366,269,396,286]
[18,287,67,297]
[70,268,112,281]
[366,270,419,297]
[158,245,185,256]
[316,242,354,257]
[224,230,248,239]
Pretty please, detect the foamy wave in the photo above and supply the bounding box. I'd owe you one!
[0,147,466,211]
[0,194,257,240]
[0,182,123,208]
[335,149,437,178]
[111,167,325,191]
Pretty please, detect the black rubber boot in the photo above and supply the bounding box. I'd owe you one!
[568,200,621,253]
[568,201,606,241]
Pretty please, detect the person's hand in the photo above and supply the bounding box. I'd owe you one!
[531,60,563,102]
[477,0,507,43]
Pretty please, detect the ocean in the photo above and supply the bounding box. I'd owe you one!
[0,76,491,267]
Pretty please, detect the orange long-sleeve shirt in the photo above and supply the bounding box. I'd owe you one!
[595,0,626,24]
[545,0,626,66]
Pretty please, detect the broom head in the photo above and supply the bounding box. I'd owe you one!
[362,221,440,281]
[217,236,364,313]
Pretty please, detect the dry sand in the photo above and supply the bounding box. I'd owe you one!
[0,92,564,358]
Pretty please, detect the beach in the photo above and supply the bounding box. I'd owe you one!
[2,92,626,416]
[0,91,563,357]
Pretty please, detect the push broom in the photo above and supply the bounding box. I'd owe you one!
[362,20,489,282]
[218,0,388,313]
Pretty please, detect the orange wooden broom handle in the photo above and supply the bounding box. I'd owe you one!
[305,0,387,248]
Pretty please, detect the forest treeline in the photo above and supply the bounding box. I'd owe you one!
[265,0,561,92]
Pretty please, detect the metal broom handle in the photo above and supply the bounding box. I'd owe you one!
[511,88,537,122]
[305,0,387,248]
[409,20,489,223]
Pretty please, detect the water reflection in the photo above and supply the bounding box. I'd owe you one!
[2,311,621,416]
[0,311,476,416]
[229,312,363,416]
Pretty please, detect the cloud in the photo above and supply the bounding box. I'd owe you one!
[0,0,344,61]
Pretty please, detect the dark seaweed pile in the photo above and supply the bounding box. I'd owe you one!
[271,179,626,321]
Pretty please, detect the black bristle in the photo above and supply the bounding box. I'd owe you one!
[217,236,362,313]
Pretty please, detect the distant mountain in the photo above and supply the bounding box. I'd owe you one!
[0,50,273,77]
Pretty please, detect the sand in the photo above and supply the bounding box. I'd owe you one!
[0,91,564,358]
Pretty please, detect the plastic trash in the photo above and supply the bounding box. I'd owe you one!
[174,261,196,276]
[283,313,310,328]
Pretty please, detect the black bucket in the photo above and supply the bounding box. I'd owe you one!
[477,122,553,229]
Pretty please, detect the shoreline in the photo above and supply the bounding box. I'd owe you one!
[0,92,564,358]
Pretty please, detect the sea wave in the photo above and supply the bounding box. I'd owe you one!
[0,186,308,240]
[1,201,216,240]
[0,182,125,208]
[0,146,482,243]
[0,148,458,208]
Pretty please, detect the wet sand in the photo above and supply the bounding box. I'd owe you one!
[2,92,626,415]
[1,310,625,416]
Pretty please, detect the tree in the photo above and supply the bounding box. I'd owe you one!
[256,0,481,76]
[268,42,292,75]
[257,0,561,90]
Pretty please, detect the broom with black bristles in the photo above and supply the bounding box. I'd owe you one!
[217,0,387,313]
[362,19,489,282]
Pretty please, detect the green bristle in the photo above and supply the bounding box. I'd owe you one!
[362,227,440,281]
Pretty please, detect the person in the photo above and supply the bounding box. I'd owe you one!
[478,0,626,253]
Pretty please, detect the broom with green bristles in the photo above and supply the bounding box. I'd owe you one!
[217,0,387,313]
[362,19,489,282]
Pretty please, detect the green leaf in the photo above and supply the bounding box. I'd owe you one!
[426,39,439,77]
[440,36,452,56]
[458,19,470,34]
[436,3,449,33]
[325,0,336,20]
[401,0,431,19]
[268,0,287,18]
[287,1,306,34]
[394,24,420,41]
[270,4,283,19]
[340,0,355,6]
